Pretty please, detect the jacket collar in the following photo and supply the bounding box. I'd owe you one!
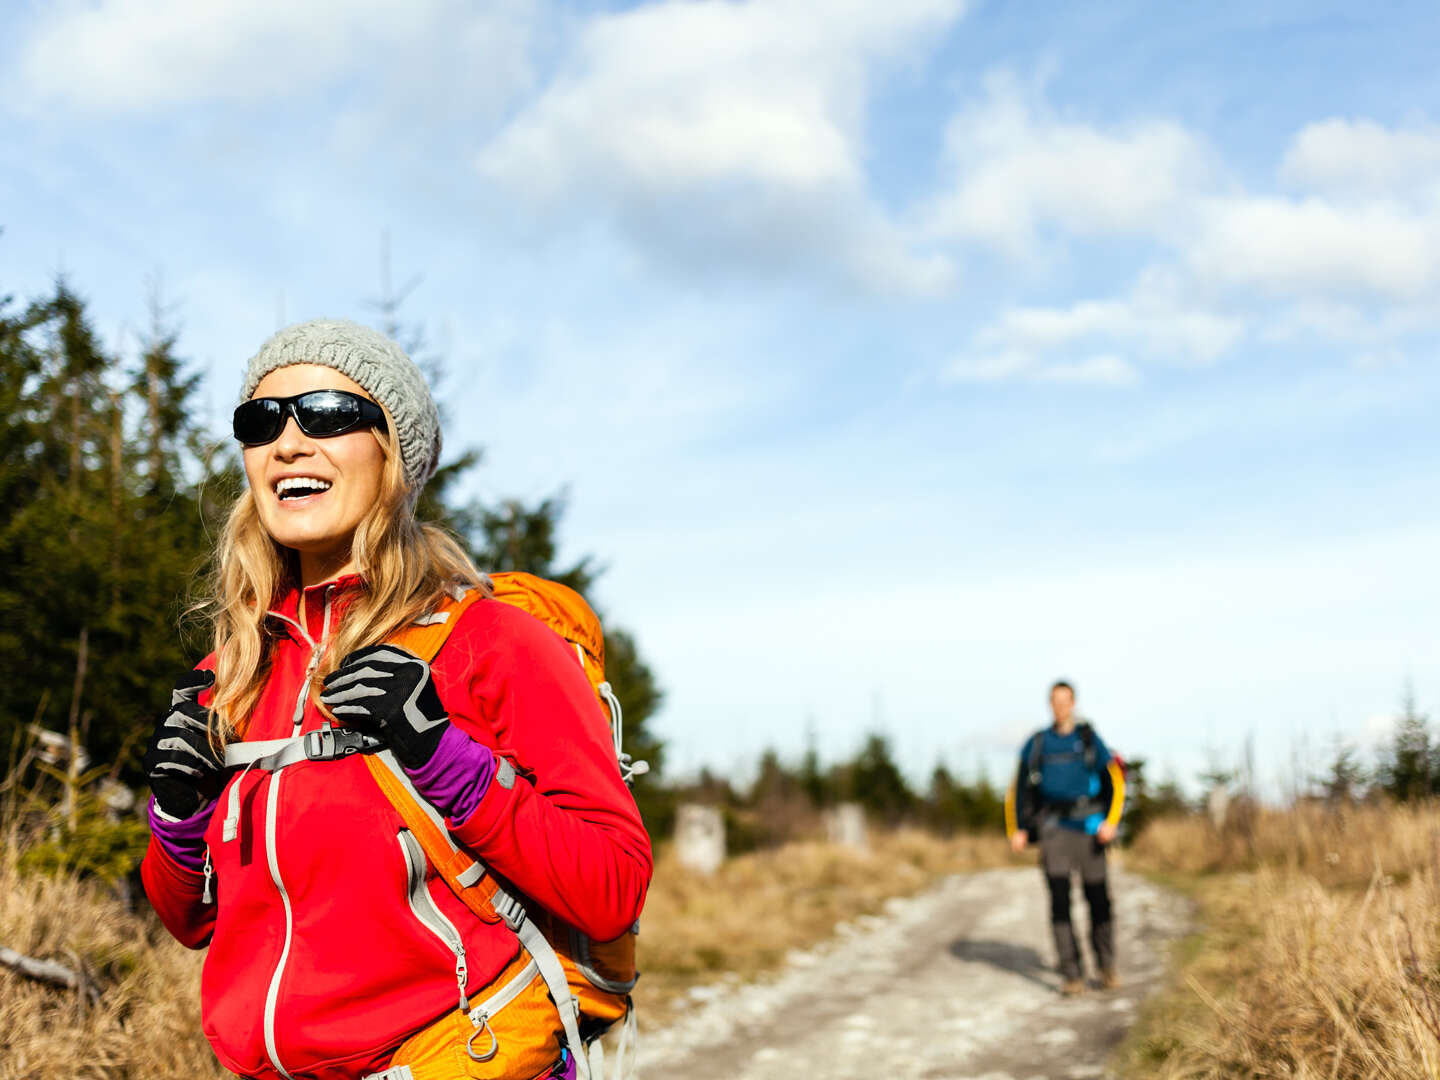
[266,573,365,645]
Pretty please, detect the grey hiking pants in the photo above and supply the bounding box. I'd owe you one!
[1038,819,1114,981]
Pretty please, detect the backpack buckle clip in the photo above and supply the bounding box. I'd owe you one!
[304,722,371,762]
[492,890,527,932]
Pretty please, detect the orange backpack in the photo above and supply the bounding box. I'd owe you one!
[372,573,642,1080]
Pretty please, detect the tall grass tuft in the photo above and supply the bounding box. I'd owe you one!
[0,838,225,1080]
[1131,799,1440,886]
[1124,802,1440,1079]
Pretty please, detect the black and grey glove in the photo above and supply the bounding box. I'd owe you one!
[142,669,223,820]
[320,645,450,769]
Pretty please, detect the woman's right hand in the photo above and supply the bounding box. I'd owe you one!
[142,669,223,820]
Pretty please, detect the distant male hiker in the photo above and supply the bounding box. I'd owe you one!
[1005,680,1125,996]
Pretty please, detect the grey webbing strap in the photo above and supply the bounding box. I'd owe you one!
[223,737,309,772]
[587,1036,604,1080]
[223,727,386,772]
[616,1003,637,1080]
[493,886,590,1080]
[361,1067,414,1080]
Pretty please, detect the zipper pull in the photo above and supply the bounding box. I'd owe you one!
[202,847,214,904]
[455,946,470,1013]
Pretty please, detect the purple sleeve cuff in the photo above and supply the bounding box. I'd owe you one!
[406,724,497,823]
[148,796,213,873]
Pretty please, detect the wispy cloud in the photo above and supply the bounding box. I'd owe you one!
[11,0,535,120]
[945,350,1140,386]
[949,267,1240,386]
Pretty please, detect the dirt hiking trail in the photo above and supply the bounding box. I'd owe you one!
[637,866,1191,1079]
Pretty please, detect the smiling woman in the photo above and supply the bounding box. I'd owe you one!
[137,319,652,1080]
[239,368,389,585]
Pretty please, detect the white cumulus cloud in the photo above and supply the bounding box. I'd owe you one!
[924,85,1440,378]
[1189,194,1440,302]
[1280,118,1440,202]
[475,0,964,294]
[923,71,1214,258]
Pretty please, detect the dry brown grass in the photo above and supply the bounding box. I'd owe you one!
[0,841,224,1080]
[1121,802,1440,1079]
[1130,799,1440,886]
[633,826,1018,1025]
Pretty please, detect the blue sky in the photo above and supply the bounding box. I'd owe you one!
[4,0,1440,795]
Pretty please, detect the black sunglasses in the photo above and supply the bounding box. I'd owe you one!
[232,390,388,446]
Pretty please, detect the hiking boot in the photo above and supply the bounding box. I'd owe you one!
[1101,968,1121,990]
[1060,978,1086,997]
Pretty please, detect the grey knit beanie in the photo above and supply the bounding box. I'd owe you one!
[241,318,441,496]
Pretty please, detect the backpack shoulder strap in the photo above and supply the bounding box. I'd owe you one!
[387,585,486,663]
[1076,722,1097,771]
[371,577,596,1077]
[1026,729,1047,783]
[366,584,499,919]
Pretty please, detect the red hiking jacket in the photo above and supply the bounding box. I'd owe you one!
[141,576,653,1079]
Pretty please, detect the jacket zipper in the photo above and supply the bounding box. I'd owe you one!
[468,956,539,1023]
[262,768,296,1080]
[266,586,335,736]
[396,828,470,1014]
[259,584,335,1080]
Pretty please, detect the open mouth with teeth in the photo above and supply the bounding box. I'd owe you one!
[275,477,334,501]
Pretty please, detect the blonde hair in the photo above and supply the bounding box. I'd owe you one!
[205,420,485,741]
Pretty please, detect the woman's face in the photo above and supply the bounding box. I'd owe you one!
[243,364,387,584]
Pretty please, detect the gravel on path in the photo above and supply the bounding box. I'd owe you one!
[633,866,1192,1080]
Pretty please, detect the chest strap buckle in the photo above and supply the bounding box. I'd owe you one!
[303,722,377,761]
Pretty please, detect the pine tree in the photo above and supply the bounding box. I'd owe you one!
[468,495,601,595]
[925,762,960,833]
[0,279,221,773]
[1319,736,1367,805]
[0,281,119,755]
[924,761,1003,833]
[843,732,914,824]
[799,723,830,808]
[132,280,202,495]
[1378,685,1430,802]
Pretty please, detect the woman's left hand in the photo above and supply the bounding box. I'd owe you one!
[320,645,451,768]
